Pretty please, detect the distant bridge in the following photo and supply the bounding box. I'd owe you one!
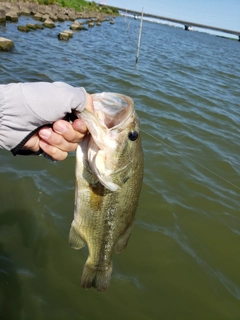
[100,4,240,40]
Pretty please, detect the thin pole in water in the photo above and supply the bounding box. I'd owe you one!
[135,7,144,64]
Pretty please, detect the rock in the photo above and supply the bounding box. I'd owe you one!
[37,5,48,15]
[0,9,6,22]
[0,36,14,51]
[110,20,115,24]
[58,32,69,41]
[41,13,49,21]
[43,18,55,28]
[50,5,60,17]
[70,20,82,31]
[57,13,67,22]
[49,14,57,22]
[28,3,38,15]
[7,4,20,16]
[26,23,36,30]
[35,23,44,30]
[17,25,30,32]
[68,13,77,21]
[88,21,94,27]
[63,29,73,38]
[20,6,31,16]
[64,8,77,21]
[6,10,18,22]
[33,12,42,21]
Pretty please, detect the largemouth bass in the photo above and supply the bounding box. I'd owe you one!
[69,92,144,291]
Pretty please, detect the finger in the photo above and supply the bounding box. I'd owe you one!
[38,127,78,152]
[53,119,87,143]
[72,118,88,134]
[23,133,40,152]
[39,140,68,161]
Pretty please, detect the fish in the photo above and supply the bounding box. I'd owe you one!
[69,92,144,292]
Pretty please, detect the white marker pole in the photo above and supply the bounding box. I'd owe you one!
[136,7,144,64]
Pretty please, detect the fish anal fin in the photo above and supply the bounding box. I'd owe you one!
[69,225,86,250]
[81,262,113,292]
[115,225,133,254]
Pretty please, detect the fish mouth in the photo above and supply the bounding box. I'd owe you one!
[91,92,134,129]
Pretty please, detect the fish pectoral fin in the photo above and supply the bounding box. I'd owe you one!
[92,151,120,191]
[115,224,134,254]
[69,225,86,250]
[98,177,120,192]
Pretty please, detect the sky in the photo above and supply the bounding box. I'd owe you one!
[99,0,240,32]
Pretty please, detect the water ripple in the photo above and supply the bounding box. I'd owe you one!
[137,219,240,300]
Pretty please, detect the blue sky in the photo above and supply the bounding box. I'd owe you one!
[100,0,240,31]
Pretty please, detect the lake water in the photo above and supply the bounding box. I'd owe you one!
[0,14,240,320]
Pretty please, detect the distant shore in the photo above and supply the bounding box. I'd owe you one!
[0,0,119,22]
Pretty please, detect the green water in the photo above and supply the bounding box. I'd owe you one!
[0,15,240,320]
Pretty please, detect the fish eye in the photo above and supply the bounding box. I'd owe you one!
[128,131,138,141]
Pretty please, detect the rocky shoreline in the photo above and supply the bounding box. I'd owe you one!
[0,0,117,50]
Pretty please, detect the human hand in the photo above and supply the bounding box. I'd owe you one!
[23,119,87,161]
[23,93,94,161]
[1,82,95,157]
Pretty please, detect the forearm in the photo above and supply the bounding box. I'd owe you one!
[0,82,87,154]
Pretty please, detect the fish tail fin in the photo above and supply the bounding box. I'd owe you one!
[81,262,113,292]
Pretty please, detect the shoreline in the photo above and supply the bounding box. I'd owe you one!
[0,1,119,49]
[0,0,118,21]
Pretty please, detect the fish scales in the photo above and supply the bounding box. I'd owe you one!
[69,93,143,292]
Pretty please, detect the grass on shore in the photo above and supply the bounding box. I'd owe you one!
[37,0,119,14]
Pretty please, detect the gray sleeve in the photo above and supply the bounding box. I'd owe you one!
[0,81,87,154]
